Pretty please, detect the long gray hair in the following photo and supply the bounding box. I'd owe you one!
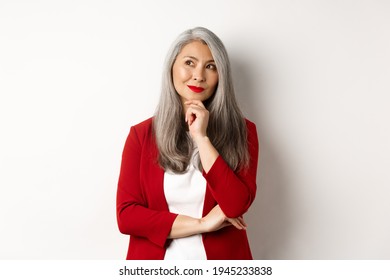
[154,27,249,173]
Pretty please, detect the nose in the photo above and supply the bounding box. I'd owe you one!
[192,67,205,82]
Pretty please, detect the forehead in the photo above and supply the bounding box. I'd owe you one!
[178,40,214,59]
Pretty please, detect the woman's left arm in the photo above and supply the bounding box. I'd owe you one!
[185,100,259,218]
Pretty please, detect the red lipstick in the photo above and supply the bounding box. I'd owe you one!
[187,85,205,93]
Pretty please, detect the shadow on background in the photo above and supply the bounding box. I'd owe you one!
[231,55,292,259]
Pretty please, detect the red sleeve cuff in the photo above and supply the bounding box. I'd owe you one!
[150,212,178,248]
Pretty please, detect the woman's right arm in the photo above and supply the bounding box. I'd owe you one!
[117,125,178,248]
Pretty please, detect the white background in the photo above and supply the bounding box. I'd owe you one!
[0,0,389,259]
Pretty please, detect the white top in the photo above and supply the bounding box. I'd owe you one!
[163,153,207,260]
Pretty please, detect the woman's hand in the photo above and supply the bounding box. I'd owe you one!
[184,99,218,173]
[168,205,247,239]
[200,204,247,233]
[184,100,209,141]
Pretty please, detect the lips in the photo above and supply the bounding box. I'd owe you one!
[187,85,205,93]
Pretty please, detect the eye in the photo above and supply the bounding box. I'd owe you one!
[185,60,194,66]
[206,64,217,70]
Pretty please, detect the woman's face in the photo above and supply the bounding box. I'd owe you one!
[172,40,219,105]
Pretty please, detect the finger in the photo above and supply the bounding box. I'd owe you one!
[189,114,196,125]
[238,217,248,228]
[185,112,197,125]
[184,100,206,109]
[236,218,247,229]
[185,107,195,124]
[187,104,204,112]
[186,105,207,119]
[185,106,204,125]
[228,218,244,230]
[230,218,247,230]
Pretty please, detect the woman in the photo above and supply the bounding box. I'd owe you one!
[117,27,259,260]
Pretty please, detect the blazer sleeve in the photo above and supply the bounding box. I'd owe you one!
[203,120,259,218]
[116,125,178,248]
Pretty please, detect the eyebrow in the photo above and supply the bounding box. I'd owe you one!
[183,56,215,63]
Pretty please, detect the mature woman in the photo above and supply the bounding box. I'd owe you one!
[117,27,259,260]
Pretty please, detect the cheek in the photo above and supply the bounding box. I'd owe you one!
[210,74,219,89]
[174,66,191,82]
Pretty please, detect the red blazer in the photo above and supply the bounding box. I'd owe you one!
[116,117,259,259]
